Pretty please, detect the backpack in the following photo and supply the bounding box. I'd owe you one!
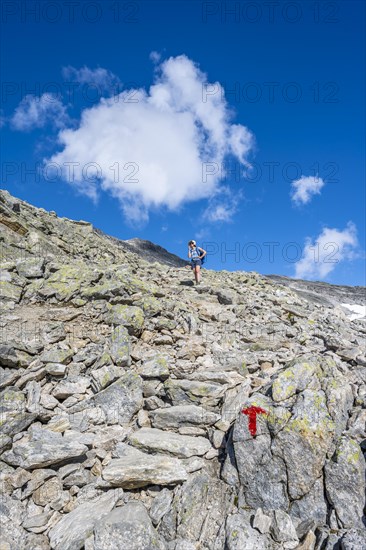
[197,245,206,265]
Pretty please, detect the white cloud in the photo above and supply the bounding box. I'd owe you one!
[194,228,211,242]
[294,222,359,280]
[291,174,325,205]
[0,109,6,128]
[149,51,161,64]
[45,55,254,223]
[202,186,242,223]
[62,65,121,94]
[11,93,69,132]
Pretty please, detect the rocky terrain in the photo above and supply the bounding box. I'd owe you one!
[0,188,365,550]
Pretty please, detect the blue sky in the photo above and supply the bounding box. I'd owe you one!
[1,0,365,285]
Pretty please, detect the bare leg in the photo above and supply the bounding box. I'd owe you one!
[194,266,201,284]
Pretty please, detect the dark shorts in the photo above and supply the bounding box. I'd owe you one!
[191,259,202,269]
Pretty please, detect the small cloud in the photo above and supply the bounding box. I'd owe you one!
[0,109,6,128]
[202,186,243,223]
[194,228,211,242]
[291,174,325,205]
[62,65,121,94]
[161,225,168,232]
[10,93,69,132]
[294,222,359,280]
[150,51,161,64]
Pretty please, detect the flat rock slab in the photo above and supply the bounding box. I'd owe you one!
[164,378,225,407]
[150,405,219,430]
[128,427,211,458]
[1,427,88,469]
[102,446,188,488]
[48,490,118,550]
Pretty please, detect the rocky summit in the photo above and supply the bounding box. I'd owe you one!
[0,188,365,550]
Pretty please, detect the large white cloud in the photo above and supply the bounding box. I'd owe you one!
[11,93,69,131]
[294,222,359,279]
[291,175,325,205]
[45,55,254,222]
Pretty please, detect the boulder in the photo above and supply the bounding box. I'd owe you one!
[102,444,187,488]
[48,490,118,550]
[94,501,166,550]
[128,428,212,458]
[2,427,88,469]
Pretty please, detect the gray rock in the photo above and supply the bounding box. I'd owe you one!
[0,343,32,368]
[2,426,88,469]
[45,363,67,376]
[164,379,225,408]
[69,371,143,425]
[173,540,197,550]
[289,476,327,536]
[23,510,52,530]
[271,389,334,500]
[271,359,319,402]
[48,490,118,550]
[91,364,122,392]
[94,501,166,550]
[340,529,366,549]
[220,382,251,425]
[233,400,289,510]
[106,304,144,336]
[40,346,73,364]
[52,376,90,399]
[166,471,234,547]
[270,509,299,548]
[0,280,23,302]
[102,445,187,488]
[109,325,130,367]
[253,507,272,534]
[0,387,34,438]
[324,437,365,528]
[0,433,12,453]
[32,475,64,507]
[128,428,212,458]
[150,405,219,430]
[0,494,29,549]
[137,355,170,379]
[16,257,45,278]
[225,512,277,549]
[215,289,236,305]
[149,488,173,525]
[21,468,57,499]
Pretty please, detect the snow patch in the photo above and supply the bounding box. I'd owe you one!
[341,303,366,321]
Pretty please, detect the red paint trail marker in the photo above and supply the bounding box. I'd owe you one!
[241,406,268,436]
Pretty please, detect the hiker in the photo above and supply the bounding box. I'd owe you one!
[188,240,206,285]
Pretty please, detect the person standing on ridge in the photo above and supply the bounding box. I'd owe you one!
[188,240,206,285]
